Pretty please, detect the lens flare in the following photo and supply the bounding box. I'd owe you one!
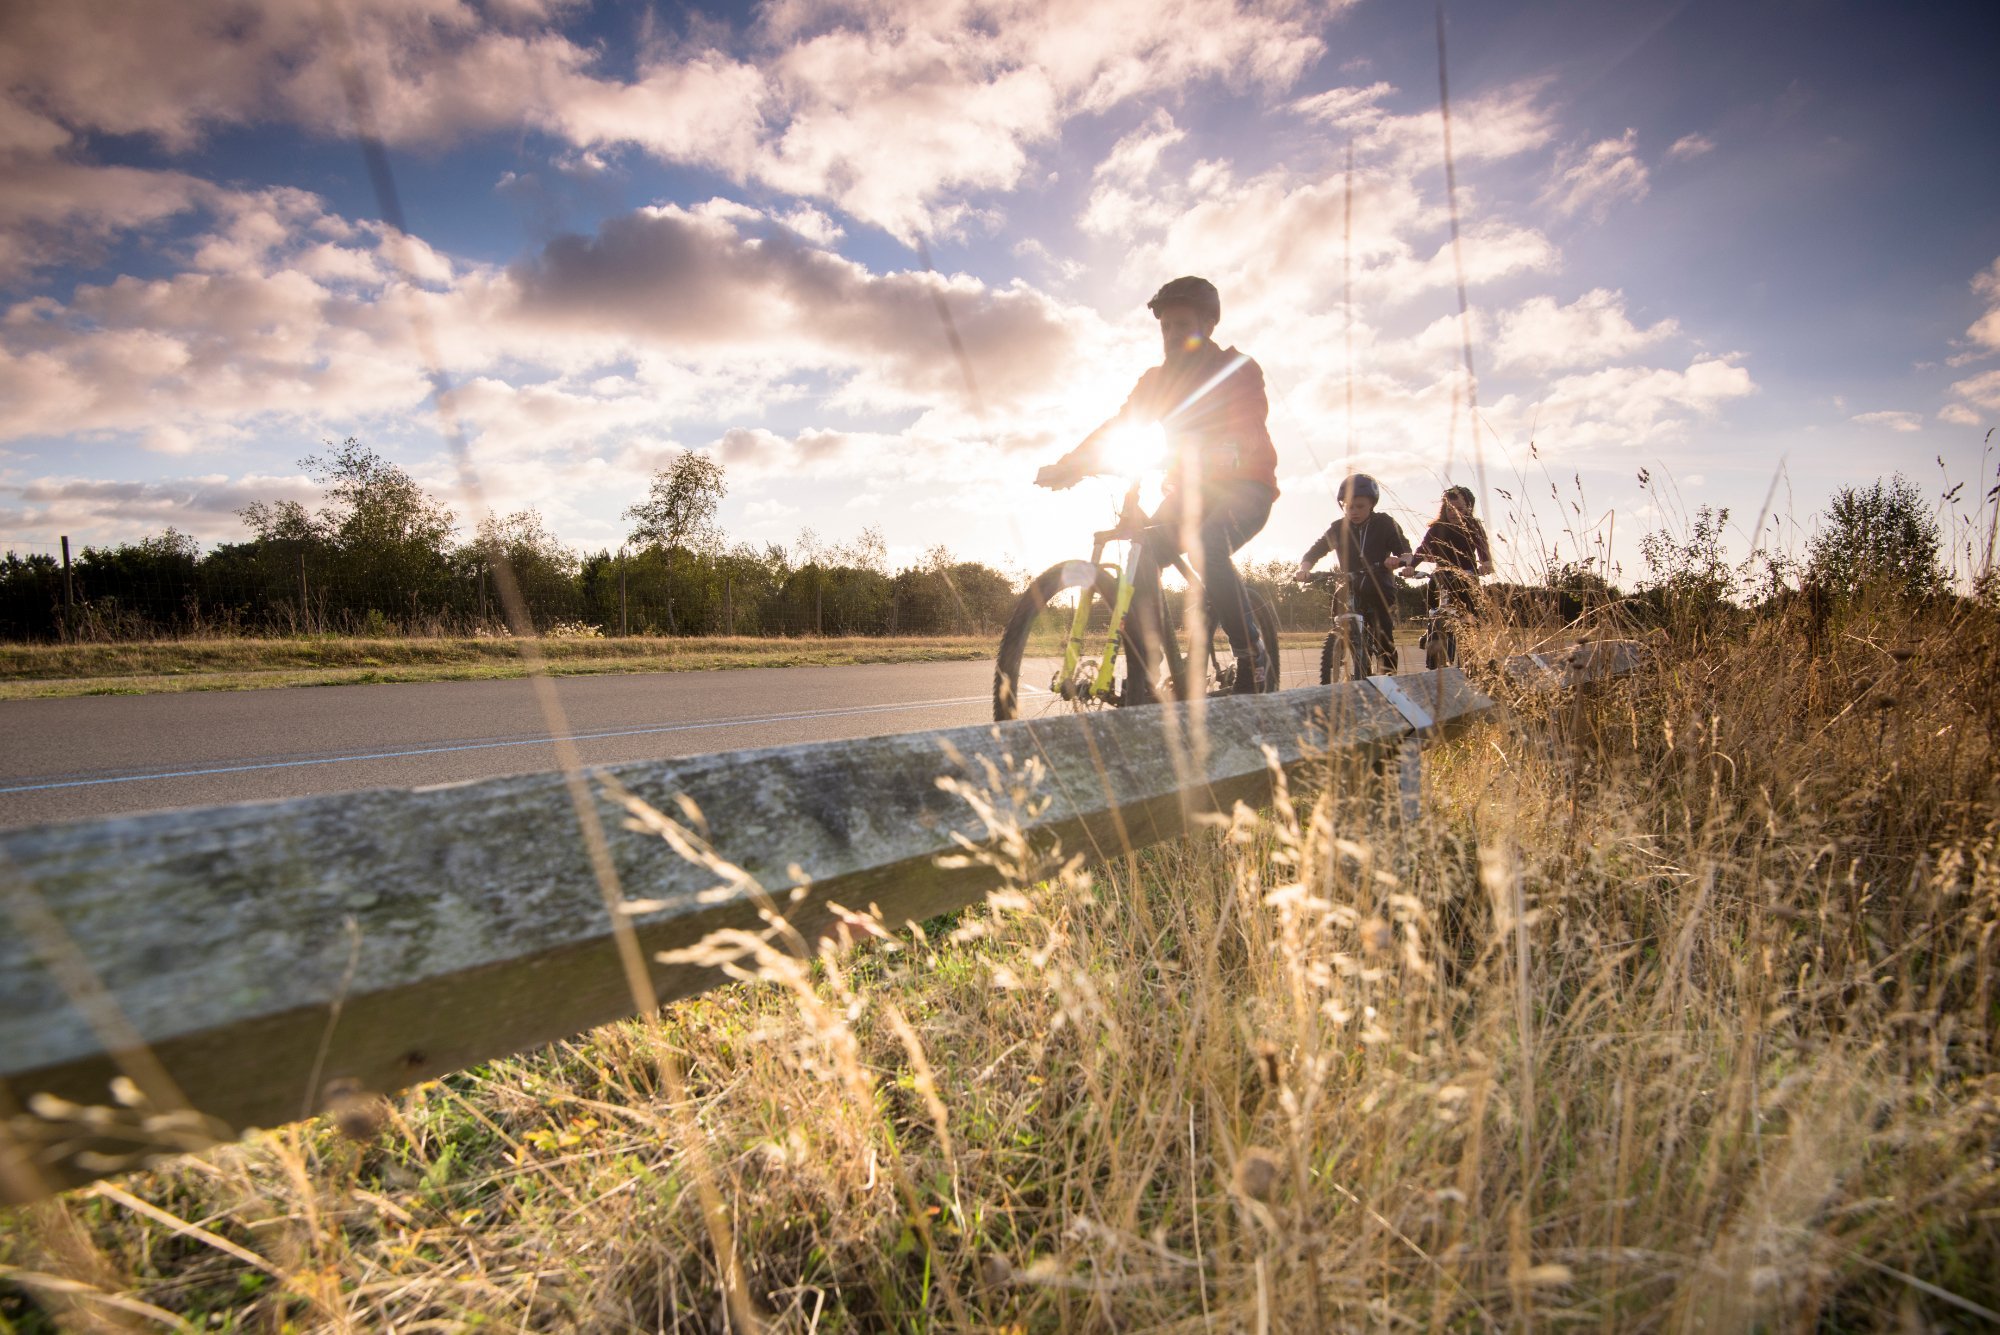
[1102,420,1168,480]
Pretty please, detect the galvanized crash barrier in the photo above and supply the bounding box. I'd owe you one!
[0,642,1641,1200]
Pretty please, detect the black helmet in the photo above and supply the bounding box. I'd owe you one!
[1337,473,1380,503]
[1147,275,1220,327]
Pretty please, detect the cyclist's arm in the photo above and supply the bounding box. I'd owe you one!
[1293,528,1335,580]
[1036,369,1157,489]
[1035,415,1121,488]
[1383,518,1415,572]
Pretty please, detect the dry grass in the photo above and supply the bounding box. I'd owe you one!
[0,636,995,700]
[5,596,1999,1331]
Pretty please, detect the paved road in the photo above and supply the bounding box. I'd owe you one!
[1,646,1341,829]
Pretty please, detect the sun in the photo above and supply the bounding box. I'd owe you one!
[1096,419,1168,481]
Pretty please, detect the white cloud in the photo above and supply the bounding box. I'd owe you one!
[1081,109,1187,237]
[1967,257,2000,353]
[550,0,1341,239]
[1939,403,1980,426]
[1,471,320,547]
[1493,288,1678,372]
[0,0,1343,244]
[1850,410,1924,433]
[1485,356,1755,453]
[0,157,218,279]
[1667,133,1714,162]
[1950,368,2000,411]
[1541,128,1649,222]
[1293,78,1556,169]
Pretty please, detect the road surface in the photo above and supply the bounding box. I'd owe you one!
[0,646,1347,828]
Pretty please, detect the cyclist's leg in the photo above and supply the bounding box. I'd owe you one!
[1195,482,1274,663]
[1360,596,1397,671]
[1123,524,1171,705]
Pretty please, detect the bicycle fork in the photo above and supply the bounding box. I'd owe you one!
[1056,538,1137,703]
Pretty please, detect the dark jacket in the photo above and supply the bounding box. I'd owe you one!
[1414,514,1491,571]
[1302,511,1410,608]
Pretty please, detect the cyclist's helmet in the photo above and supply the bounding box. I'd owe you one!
[1147,275,1221,328]
[1444,484,1475,511]
[1337,473,1381,503]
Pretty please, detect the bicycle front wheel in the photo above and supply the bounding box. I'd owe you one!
[1319,620,1369,685]
[994,561,1137,722]
[1423,621,1457,670]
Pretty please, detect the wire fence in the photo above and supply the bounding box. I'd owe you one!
[0,540,1612,644]
[0,541,1034,642]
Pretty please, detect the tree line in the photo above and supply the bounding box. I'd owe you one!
[0,438,1975,643]
[0,442,1020,641]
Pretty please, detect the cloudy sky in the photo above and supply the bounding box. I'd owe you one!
[3,0,1997,585]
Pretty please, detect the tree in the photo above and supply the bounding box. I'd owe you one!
[236,438,458,630]
[1806,474,1945,602]
[1639,505,1736,632]
[309,438,456,553]
[624,452,727,555]
[467,510,580,627]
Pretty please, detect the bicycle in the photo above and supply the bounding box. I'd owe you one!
[993,479,1282,721]
[1299,570,1380,683]
[1402,570,1463,670]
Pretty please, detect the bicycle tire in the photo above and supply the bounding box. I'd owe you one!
[1318,620,1369,685]
[994,560,1139,722]
[1250,591,1282,692]
[1197,590,1283,695]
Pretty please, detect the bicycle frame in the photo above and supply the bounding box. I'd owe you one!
[1303,569,1372,678]
[1054,481,1197,704]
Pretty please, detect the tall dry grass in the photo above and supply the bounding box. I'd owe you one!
[4,593,1998,1331]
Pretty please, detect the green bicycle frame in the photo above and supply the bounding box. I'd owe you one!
[1054,528,1189,704]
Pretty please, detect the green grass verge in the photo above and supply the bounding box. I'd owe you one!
[0,636,995,700]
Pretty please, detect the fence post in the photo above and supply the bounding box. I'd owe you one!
[618,549,629,639]
[815,582,823,637]
[297,551,309,633]
[59,536,73,640]
[723,576,732,636]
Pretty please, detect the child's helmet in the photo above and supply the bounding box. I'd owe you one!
[1337,473,1381,503]
[1147,276,1221,327]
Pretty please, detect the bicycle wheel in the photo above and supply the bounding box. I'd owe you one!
[994,560,1141,721]
[1319,619,1369,685]
[1423,618,1456,670]
[1195,589,1283,696]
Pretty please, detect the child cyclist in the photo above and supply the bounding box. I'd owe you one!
[1035,276,1278,697]
[1406,484,1494,617]
[1292,473,1413,670]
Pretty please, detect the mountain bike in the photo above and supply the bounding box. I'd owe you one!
[1300,570,1379,683]
[993,480,1282,721]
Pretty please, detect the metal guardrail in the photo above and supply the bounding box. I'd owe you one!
[0,643,1640,1200]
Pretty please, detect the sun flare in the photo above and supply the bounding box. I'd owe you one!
[1099,420,1168,480]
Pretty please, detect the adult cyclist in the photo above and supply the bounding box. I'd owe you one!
[1035,276,1279,697]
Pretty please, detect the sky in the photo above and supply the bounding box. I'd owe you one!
[3,0,1998,587]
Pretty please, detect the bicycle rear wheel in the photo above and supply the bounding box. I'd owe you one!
[994,561,1140,721]
[1198,590,1282,695]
